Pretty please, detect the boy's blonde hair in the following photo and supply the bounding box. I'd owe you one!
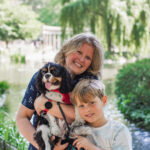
[54,33,104,78]
[71,79,105,105]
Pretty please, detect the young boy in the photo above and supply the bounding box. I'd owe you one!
[70,79,132,150]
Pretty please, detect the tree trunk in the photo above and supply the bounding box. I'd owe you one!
[5,41,9,49]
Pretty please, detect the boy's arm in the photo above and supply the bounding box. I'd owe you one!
[113,125,132,150]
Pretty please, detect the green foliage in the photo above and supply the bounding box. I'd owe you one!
[60,0,127,50]
[115,15,121,43]
[104,51,120,60]
[23,0,61,26]
[62,0,71,5]
[131,10,147,49]
[60,0,90,37]
[0,81,9,97]
[0,1,42,43]
[37,0,61,26]
[60,0,104,38]
[10,53,26,64]
[60,0,150,56]
[0,109,28,149]
[115,58,150,130]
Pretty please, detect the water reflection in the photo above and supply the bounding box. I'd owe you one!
[130,124,150,150]
[4,84,26,119]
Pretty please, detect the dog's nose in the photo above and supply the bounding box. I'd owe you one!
[45,74,51,79]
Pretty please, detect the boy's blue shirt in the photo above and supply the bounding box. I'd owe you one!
[21,71,98,150]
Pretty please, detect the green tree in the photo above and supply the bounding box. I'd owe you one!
[23,0,61,26]
[22,0,46,12]
[60,0,150,55]
[37,0,61,26]
[0,1,42,45]
[60,0,126,51]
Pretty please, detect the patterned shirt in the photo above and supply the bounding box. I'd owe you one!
[21,71,98,150]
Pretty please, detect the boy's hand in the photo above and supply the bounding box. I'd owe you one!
[73,136,98,150]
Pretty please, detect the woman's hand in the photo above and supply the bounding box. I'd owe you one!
[34,94,48,115]
[73,136,99,150]
[53,138,69,150]
[34,94,75,122]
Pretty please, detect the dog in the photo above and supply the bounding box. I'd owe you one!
[69,107,100,149]
[34,62,73,150]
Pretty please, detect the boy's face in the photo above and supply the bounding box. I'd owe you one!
[76,96,107,127]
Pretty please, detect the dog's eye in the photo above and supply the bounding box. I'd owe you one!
[51,68,60,77]
[50,66,55,71]
[42,68,47,74]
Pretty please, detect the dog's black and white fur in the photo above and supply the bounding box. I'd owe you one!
[34,62,73,150]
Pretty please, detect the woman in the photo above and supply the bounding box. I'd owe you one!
[16,33,104,150]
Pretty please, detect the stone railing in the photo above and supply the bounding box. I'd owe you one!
[42,25,62,50]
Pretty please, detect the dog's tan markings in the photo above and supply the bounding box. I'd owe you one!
[50,66,55,71]
[50,77,60,85]
[43,68,47,72]
[50,77,61,82]
[50,76,57,83]
[55,77,62,82]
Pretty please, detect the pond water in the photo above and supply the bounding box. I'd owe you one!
[0,59,150,150]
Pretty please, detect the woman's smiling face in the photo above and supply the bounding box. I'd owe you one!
[65,43,94,76]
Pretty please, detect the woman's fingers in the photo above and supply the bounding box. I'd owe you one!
[54,138,69,150]
[50,136,55,142]
[61,142,69,149]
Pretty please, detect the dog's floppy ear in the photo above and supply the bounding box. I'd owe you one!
[36,69,46,94]
[59,67,73,93]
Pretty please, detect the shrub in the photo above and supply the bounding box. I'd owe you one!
[0,109,28,150]
[115,58,150,131]
[0,81,10,97]
[10,53,26,64]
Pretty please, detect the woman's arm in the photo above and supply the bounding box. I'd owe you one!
[16,104,39,149]
[34,95,75,123]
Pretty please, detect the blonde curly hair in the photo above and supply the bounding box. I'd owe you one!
[54,33,104,78]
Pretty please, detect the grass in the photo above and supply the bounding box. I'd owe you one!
[0,108,28,150]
